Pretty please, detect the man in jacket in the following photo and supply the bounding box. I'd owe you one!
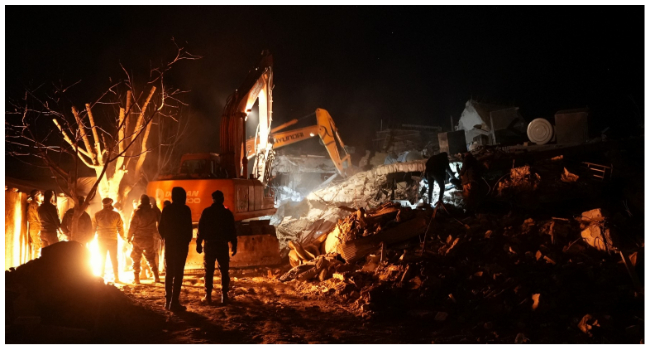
[26,189,43,259]
[459,152,488,211]
[37,190,61,248]
[93,198,125,283]
[61,196,93,246]
[128,194,161,284]
[424,152,461,207]
[196,190,238,304]
[158,187,192,312]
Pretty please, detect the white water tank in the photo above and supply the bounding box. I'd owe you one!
[527,118,554,145]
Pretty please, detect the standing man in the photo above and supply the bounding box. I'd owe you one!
[26,190,43,259]
[93,198,125,283]
[196,190,238,305]
[424,152,462,207]
[149,196,163,278]
[61,196,93,246]
[158,187,192,312]
[37,190,61,248]
[459,152,488,210]
[127,194,161,284]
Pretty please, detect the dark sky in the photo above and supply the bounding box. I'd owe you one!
[5,5,645,173]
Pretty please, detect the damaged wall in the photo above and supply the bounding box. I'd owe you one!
[457,99,527,148]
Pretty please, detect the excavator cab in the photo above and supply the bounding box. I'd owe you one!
[177,154,228,179]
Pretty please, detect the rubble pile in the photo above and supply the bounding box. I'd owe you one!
[6,242,165,343]
[280,202,644,343]
[276,160,462,249]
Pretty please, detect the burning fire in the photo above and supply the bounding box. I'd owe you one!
[87,235,130,283]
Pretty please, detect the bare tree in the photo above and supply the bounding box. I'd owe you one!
[6,40,200,239]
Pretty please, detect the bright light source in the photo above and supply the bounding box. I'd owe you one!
[309,133,315,137]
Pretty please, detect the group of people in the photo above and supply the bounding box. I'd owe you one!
[25,187,238,312]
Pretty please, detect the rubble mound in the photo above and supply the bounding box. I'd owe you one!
[6,241,165,343]
[282,203,644,343]
[276,160,460,249]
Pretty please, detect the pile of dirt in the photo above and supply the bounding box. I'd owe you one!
[275,159,462,249]
[279,202,644,343]
[5,241,165,343]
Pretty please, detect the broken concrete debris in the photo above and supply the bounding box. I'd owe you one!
[269,136,643,343]
[578,209,617,253]
[276,198,642,343]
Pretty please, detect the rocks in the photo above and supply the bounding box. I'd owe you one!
[279,201,643,343]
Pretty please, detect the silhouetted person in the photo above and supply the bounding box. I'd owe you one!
[163,200,171,208]
[26,189,43,259]
[460,152,488,210]
[37,190,61,248]
[196,190,238,304]
[158,187,192,312]
[149,196,163,279]
[61,196,93,246]
[424,152,461,206]
[128,194,161,284]
[93,198,125,283]
[150,196,162,217]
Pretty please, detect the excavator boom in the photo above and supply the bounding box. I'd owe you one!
[220,50,274,181]
[245,108,352,177]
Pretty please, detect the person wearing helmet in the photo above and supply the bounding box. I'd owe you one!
[93,198,125,283]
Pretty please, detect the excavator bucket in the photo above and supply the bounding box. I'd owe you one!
[231,220,282,267]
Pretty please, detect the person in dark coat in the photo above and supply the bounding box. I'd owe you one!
[128,194,161,284]
[196,190,238,304]
[158,187,192,312]
[424,152,461,206]
[459,152,488,210]
[61,196,93,246]
[37,190,61,248]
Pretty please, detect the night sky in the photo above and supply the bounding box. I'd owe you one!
[5,5,644,179]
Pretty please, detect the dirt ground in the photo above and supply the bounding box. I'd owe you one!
[120,273,441,344]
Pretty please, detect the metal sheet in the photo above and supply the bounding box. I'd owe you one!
[555,111,588,145]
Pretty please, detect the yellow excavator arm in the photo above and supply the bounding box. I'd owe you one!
[246,108,352,177]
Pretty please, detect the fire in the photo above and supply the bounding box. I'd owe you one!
[87,235,131,283]
[88,236,103,277]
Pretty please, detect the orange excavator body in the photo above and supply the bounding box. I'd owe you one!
[147,51,282,270]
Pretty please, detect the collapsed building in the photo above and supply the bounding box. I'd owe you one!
[271,134,644,343]
[371,124,444,166]
[456,99,528,150]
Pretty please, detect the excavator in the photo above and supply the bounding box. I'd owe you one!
[245,108,352,177]
[147,51,353,270]
[147,50,281,270]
